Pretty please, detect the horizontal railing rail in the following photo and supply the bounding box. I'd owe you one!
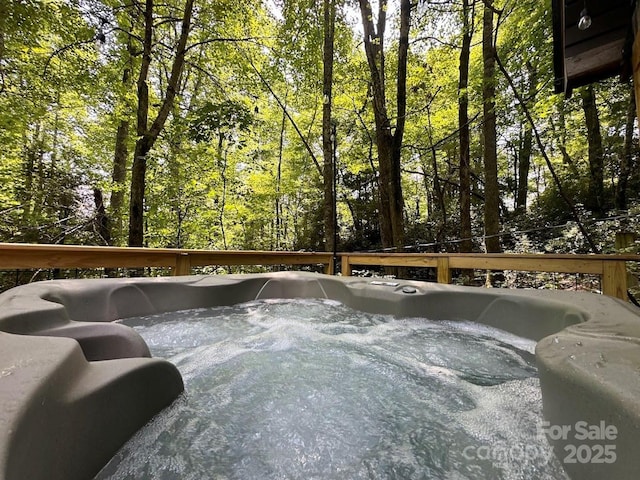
[341,252,639,300]
[0,243,638,300]
[0,243,335,275]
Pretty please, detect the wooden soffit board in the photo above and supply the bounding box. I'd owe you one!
[552,0,633,95]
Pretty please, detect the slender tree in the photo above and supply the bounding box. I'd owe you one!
[515,62,536,213]
[128,0,194,247]
[110,13,137,246]
[357,0,411,251]
[616,87,636,210]
[580,84,605,216]
[458,0,473,253]
[322,0,337,253]
[110,72,132,245]
[482,0,500,253]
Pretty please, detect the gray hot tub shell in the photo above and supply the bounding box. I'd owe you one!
[1,272,639,479]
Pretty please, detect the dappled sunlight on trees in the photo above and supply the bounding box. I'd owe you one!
[0,0,637,269]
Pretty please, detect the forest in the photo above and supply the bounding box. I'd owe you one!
[1,0,639,267]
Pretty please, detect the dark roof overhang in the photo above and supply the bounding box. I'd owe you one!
[552,0,635,96]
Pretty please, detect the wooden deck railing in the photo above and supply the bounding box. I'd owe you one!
[0,243,637,300]
[340,252,638,301]
[0,243,335,275]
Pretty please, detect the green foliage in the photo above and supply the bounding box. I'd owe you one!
[0,0,637,266]
[188,100,254,144]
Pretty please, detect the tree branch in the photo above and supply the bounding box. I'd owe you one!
[393,0,411,149]
[136,0,154,135]
[184,36,268,53]
[240,49,322,177]
[403,169,485,200]
[43,38,98,77]
[148,0,194,140]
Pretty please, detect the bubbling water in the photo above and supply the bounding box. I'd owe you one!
[95,298,567,480]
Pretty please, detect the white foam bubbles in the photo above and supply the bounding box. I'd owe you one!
[96,299,566,480]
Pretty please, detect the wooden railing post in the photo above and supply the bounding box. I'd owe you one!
[174,253,191,276]
[602,261,628,300]
[341,255,352,276]
[324,256,335,275]
[437,256,451,284]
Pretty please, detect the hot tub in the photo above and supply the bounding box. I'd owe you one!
[1,272,639,479]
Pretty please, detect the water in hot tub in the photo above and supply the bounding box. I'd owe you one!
[95,298,567,480]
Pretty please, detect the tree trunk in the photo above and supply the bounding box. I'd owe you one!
[516,62,536,214]
[580,84,605,216]
[110,118,129,245]
[357,0,409,252]
[93,187,111,245]
[426,103,447,239]
[616,87,635,210]
[458,0,472,253]
[110,28,135,247]
[128,0,194,247]
[516,125,532,212]
[217,133,228,250]
[276,98,286,249]
[50,89,60,174]
[31,131,45,221]
[322,0,336,254]
[482,0,501,253]
[20,122,40,225]
[167,131,184,248]
[391,0,410,250]
[129,136,152,247]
